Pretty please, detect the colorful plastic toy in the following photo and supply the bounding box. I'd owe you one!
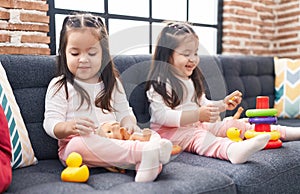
[244,130,280,140]
[61,152,89,182]
[245,108,277,117]
[245,96,282,149]
[226,127,243,142]
[248,117,277,124]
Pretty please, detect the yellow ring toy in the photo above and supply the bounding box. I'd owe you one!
[245,108,277,117]
[244,130,280,140]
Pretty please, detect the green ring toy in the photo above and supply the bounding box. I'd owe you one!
[245,108,277,117]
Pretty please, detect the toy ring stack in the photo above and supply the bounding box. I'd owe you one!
[245,96,282,149]
[246,108,277,117]
[248,117,277,124]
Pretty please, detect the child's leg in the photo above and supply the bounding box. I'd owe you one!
[135,140,160,182]
[271,125,300,141]
[203,119,252,138]
[149,130,173,164]
[62,134,171,182]
[227,134,270,164]
[186,129,270,164]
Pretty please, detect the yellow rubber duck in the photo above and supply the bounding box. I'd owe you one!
[226,127,243,142]
[61,152,89,182]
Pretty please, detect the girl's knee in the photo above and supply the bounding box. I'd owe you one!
[65,136,87,156]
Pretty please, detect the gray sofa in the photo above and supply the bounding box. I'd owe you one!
[2,54,300,194]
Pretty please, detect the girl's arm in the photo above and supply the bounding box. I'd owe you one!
[147,86,182,127]
[147,88,222,126]
[43,77,68,139]
[201,91,242,112]
[53,118,95,139]
[180,105,220,125]
[43,78,95,139]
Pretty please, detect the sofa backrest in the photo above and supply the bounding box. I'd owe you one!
[114,55,227,127]
[0,54,58,160]
[0,54,275,161]
[113,55,152,128]
[219,55,275,117]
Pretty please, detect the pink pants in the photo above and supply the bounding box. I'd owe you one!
[58,134,151,169]
[153,119,287,161]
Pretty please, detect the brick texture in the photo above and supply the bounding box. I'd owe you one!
[1,0,300,57]
[0,0,49,55]
[223,0,300,59]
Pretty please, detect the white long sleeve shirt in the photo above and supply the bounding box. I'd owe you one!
[147,78,212,128]
[43,76,135,139]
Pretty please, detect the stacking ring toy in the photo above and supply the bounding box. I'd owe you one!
[246,108,277,117]
[244,130,280,140]
[248,117,277,124]
[265,140,282,149]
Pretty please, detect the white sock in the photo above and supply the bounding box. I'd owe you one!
[159,139,173,164]
[135,141,160,182]
[284,127,300,141]
[227,134,270,164]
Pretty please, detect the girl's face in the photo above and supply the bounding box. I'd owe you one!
[170,36,199,79]
[66,28,102,84]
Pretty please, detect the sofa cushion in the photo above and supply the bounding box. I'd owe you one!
[114,55,152,128]
[174,141,300,193]
[115,55,227,127]
[274,57,300,118]
[0,105,12,193]
[0,62,37,169]
[6,160,236,194]
[0,55,58,161]
[219,56,275,118]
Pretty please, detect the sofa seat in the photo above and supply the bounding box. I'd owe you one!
[7,160,235,194]
[174,141,300,193]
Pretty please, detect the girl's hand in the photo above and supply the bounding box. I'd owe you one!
[54,117,96,139]
[120,115,140,134]
[224,90,242,110]
[198,105,220,123]
[71,117,96,135]
[122,123,141,134]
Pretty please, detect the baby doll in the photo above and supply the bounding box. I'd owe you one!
[96,122,152,142]
[95,122,181,173]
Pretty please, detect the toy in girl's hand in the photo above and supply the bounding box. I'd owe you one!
[98,122,182,154]
[95,122,182,173]
[96,122,152,141]
[96,122,182,155]
[232,107,244,119]
[61,152,89,182]
[226,127,243,142]
[223,106,245,122]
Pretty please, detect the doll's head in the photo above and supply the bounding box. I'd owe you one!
[97,122,152,142]
[98,122,130,140]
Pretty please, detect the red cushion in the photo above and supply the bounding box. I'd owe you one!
[0,105,12,192]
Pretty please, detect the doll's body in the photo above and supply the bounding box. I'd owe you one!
[96,122,152,141]
[96,122,181,173]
